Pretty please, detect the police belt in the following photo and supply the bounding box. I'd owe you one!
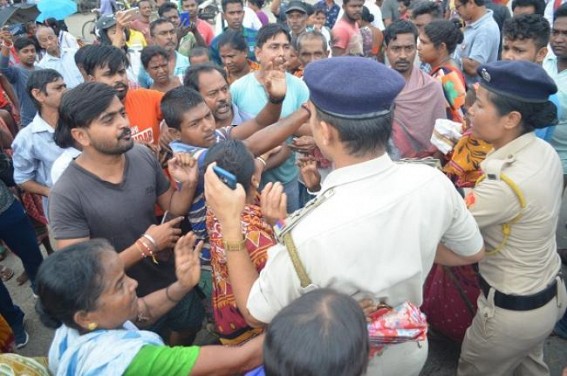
[479,275,557,311]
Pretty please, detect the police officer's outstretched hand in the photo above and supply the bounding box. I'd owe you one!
[260,182,288,226]
[204,163,246,226]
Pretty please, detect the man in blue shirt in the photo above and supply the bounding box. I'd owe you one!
[36,27,83,89]
[231,24,310,212]
[138,18,190,88]
[99,0,118,16]
[0,33,37,126]
[210,0,258,65]
[12,69,66,215]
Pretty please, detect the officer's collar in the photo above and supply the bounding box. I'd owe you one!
[321,153,394,192]
[485,132,537,162]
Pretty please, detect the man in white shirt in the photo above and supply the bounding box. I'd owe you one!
[35,27,83,88]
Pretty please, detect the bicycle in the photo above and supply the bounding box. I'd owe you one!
[81,8,99,44]
[80,1,128,44]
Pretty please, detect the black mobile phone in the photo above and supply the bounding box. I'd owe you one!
[213,166,237,189]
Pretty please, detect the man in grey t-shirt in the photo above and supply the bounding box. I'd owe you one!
[49,82,204,344]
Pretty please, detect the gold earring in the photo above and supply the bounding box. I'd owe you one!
[87,322,98,331]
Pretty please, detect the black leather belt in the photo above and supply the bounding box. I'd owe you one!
[479,275,558,311]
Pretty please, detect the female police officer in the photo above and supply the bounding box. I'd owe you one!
[458,60,567,375]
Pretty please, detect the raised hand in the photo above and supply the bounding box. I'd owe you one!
[144,216,184,251]
[289,136,316,153]
[298,156,321,192]
[167,152,199,186]
[174,232,203,289]
[204,163,246,225]
[260,182,287,226]
[263,61,287,102]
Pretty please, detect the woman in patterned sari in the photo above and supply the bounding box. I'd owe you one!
[418,19,491,188]
[205,140,276,345]
[418,20,488,342]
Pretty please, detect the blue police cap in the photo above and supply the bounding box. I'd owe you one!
[303,57,405,119]
[477,60,557,103]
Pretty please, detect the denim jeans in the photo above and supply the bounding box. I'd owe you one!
[0,279,24,332]
[0,200,44,289]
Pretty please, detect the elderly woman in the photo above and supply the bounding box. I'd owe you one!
[36,233,262,376]
[457,60,567,375]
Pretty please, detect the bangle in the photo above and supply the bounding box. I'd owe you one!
[137,238,159,264]
[223,238,246,252]
[165,285,183,303]
[142,233,158,252]
[301,102,311,118]
[268,95,285,104]
[256,156,267,167]
[135,240,148,258]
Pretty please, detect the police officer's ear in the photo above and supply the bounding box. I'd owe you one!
[317,120,337,146]
[535,46,548,65]
[502,110,522,131]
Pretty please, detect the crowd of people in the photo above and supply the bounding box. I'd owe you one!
[0,0,565,374]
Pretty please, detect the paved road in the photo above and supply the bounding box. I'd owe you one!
[2,12,565,376]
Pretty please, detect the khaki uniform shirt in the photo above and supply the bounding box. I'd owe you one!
[247,154,484,323]
[467,133,563,295]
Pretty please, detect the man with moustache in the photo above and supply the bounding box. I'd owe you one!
[83,45,164,145]
[138,18,190,89]
[184,63,245,127]
[49,82,205,345]
[331,0,364,56]
[384,20,446,159]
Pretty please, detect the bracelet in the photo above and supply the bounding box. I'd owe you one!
[137,238,159,264]
[268,95,285,104]
[165,285,183,303]
[256,156,267,167]
[223,238,246,252]
[301,102,311,118]
[142,233,159,252]
[135,240,148,258]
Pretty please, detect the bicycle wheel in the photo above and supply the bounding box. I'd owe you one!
[82,19,97,44]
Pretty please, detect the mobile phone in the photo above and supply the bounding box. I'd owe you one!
[213,166,237,190]
[122,7,139,18]
[179,11,190,27]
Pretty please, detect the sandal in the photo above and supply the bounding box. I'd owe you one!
[16,271,28,286]
[0,265,14,282]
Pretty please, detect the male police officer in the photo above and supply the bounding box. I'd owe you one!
[204,57,485,375]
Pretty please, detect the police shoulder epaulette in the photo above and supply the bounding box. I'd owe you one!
[274,188,335,242]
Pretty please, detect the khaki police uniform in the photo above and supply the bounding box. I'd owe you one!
[246,154,484,376]
[458,133,567,376]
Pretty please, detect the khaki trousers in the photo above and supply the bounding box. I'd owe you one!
[458,277,567,376]
[366,340,428,376]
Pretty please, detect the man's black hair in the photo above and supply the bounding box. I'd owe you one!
[160,86,206,129]
[14,37,36,52]
[217,29,248,51]
[411,1,442,19]
[158,2,179,17]
[503,14,550,50]
[150,18,174,37]
[555,3,567,21]
[256,23,291,48]
[81,45,130,77]
[26,68,63,111]
[183,62,228,92]
[511,0,545,15]
[264,289,369,376]
[222,0,244,12]
[55,83,118,148]
[384,19,418,45]
[204,139,255,192]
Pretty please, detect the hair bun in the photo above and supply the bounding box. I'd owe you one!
[35,300,63,329]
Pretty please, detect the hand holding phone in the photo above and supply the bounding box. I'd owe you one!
[213,166,237,190]
[179,11,190,27]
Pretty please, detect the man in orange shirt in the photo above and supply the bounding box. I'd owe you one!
[81,45,163,145]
